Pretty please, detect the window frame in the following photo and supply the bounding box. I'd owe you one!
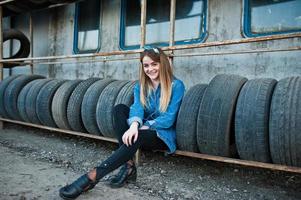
[243,0,301,37]
[73,0,102,54]
[119,0,208,50]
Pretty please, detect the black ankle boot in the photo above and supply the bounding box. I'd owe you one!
[59,174,97,200]
[108,163,137,188]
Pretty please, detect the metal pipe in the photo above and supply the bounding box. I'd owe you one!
[167,33,301,51]
[1,33,301,63]
[29,13,34,74]
[0,0,15,5]
[1,50,141,62]
[172,46,301,58]
[1,117,301,174]
[169,0,176,65]
[169,0,176,47]
[6,46,300,66]
[140,0,147,48]
[0,6,3,81]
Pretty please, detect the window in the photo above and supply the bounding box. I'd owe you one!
[74,0,101,53]
[243,0,301,37]
[120,0,207,50]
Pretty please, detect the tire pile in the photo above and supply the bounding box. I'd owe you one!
[0,74,300,167]
[0,75,135,139]
[176,74,301,167]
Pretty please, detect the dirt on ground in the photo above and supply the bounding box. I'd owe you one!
[0,123,300,200]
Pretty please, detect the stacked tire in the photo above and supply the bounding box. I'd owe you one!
[177,74,247,158]
[176,74,301,167]
[0,75,136,139]
[269,77,301,167]
[235,78,277,163]
[1,74,300,168]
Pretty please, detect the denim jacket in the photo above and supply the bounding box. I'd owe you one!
[127,78,185,153]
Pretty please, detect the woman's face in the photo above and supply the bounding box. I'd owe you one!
[142,55,160,82]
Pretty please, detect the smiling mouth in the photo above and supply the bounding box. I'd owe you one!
[148,71,157,75]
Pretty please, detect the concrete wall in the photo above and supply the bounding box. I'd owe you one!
[5,0,301,89]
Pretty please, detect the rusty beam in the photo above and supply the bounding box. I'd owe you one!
[140,0,147,48]
[172,46,301,58]
[0,117,118,143]
[1,117,301,174]
[169,0,176,64]
[169,0,176,47]
[174,150,301,174]
[168,33,301,51]
[0,6,3,81]
[6,46,299,66]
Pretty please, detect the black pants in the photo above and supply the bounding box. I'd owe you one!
[95,104,167,180]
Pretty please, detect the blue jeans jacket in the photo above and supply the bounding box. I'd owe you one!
[127,78,185,153]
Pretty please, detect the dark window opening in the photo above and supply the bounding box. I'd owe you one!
[74,0,101,53]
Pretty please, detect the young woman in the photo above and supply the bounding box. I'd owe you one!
[59,47,185,199]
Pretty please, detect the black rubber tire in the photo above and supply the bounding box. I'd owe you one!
[114,81,136,107]
[36,79,66,127]
[176,84,208,152]
[3,29,30,68]
[52,80,82,130]
[269,77,301,167]
[0,75,21,118]
[235,78,277,162]
[81,79,115,135]
[25,79,52,125]
[4,75,44,120]
[197,74,247,157]
[67,78,100,132]
[17,79,45,122]
[96,80,129,138]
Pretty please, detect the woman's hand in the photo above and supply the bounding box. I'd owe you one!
[122,122,139,146]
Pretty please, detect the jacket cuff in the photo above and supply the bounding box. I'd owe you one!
[144,120,156,128]
[127,116,142,127]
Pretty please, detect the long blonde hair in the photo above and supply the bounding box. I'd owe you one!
[139,47,173,112]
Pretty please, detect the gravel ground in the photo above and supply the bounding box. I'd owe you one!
[0,123,300,200]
